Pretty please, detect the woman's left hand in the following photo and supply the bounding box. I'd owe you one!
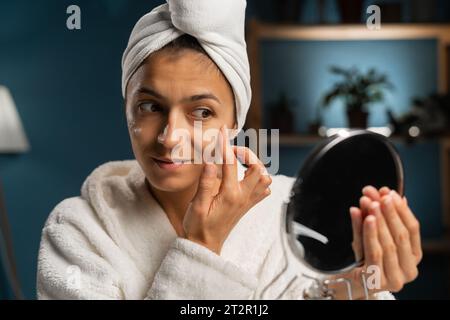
[330,186,422,299]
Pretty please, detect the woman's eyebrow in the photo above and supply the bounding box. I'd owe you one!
[187,93,221,104]
[136,86,164,100]
[136,86,221,104]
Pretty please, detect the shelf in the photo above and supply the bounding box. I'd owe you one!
[245,20,450,131]
[266,134,450,147]
[278,134,323,146]
[248,20,450,42]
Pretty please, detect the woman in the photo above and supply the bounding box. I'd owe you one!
[37,0,421,300]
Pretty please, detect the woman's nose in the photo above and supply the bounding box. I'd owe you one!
[157,115,189,150]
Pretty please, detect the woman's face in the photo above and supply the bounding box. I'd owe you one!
[125,49,236,193]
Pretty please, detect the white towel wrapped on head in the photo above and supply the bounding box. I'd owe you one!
[121,0,251,133]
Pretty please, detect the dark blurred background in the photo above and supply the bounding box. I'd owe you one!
[0,0,449,299]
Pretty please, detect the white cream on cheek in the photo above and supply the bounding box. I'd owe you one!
[126,108,142,137]
[133,127,142,135]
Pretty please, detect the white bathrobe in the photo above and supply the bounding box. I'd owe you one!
[36,160,394,300]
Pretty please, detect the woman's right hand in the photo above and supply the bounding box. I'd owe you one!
[182,125,272,255]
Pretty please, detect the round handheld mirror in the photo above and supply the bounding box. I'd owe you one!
[284,129,404,294]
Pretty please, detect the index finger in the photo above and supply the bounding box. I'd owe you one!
[219,125,239,192]
[350,207,363,262]
[362,185,382,202]
[233,146,270,194]
[232,146,267,175]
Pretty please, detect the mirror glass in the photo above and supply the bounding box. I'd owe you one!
[285,130,404,275]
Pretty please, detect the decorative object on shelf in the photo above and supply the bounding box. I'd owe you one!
[411,0,437,23]
[0,85,27,299]
[308,120,322,135]
[376,2,403,23]
[338,0,363,23]
[268,91,295,134]
[388,93,450,142]
[322,66,394,129]
[272,0,302,24]
[317,0,326,24]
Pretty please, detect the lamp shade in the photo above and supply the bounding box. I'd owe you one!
[0,86,29,153]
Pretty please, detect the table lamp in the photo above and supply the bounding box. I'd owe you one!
[0,85,28,299]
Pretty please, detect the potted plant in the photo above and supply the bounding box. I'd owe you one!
[269,91,295,134]
[322,66,394,128]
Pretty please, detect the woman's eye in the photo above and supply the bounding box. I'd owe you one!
[192,108,213,119]
[138,102,162,113]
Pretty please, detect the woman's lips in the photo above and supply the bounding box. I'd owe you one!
[152,157,188,170]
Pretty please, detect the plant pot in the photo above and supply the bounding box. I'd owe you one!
[338,0,363,24]
[308,121,321,135]
[273,0,302,23]
[269,92,295,133]
[411,0,436,23]
[378,3,403,23]
[271,107,294,134]
[347,109,368,128]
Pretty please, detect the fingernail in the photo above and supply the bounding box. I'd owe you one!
[370,201,380,210]
[366,215,376,226]
[369,202,380,218]
[260,167,269,176]
[362,186,370,193]
[391,191,402,205]
[384,195,391,205]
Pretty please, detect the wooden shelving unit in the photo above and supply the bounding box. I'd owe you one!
[245,20,450,257]
[277,134,323,145]
[271,133,409,146]
[245,20,450,131]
